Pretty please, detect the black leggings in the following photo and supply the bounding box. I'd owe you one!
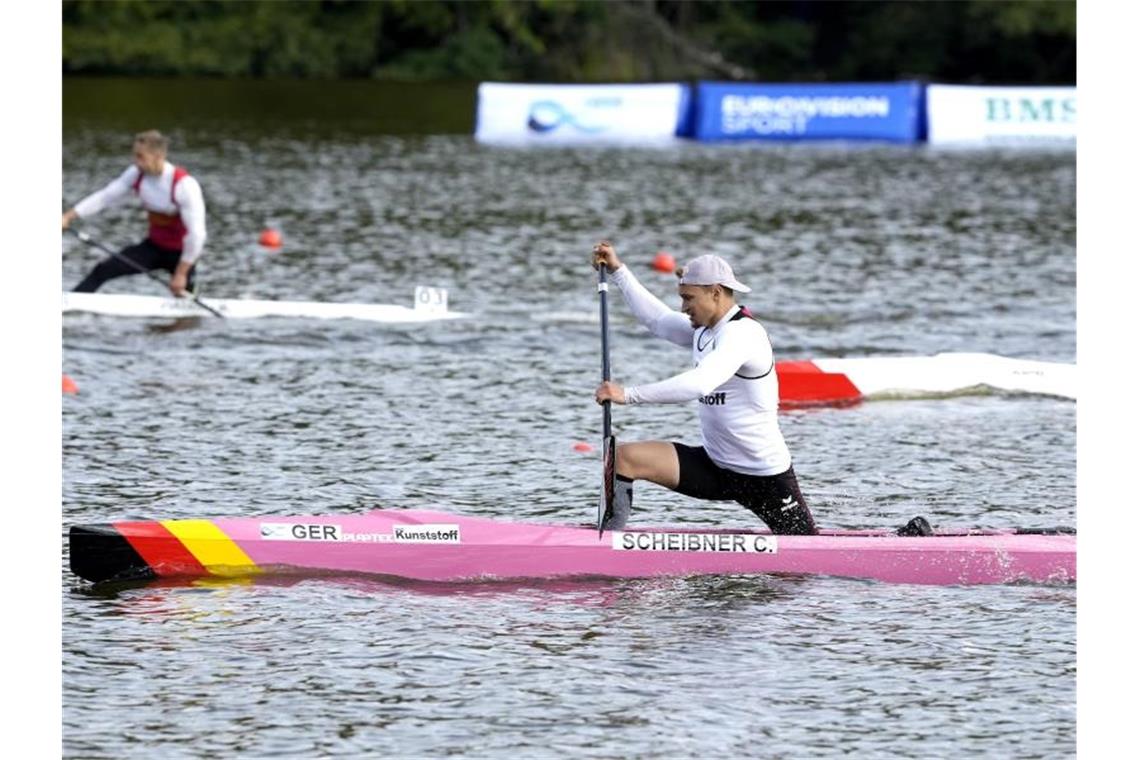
[672,443,818,535]
[73,238,195,293]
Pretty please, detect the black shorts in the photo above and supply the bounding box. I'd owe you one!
[673,443,818,535]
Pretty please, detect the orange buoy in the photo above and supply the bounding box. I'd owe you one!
[572,441,594,454]
[652,251,676,273]
[62,374,78,395]
[259,229,283,249]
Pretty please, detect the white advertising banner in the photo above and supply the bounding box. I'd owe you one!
[927,85,1076,145]
[475,82,686,144]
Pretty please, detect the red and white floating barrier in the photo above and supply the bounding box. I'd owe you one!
[776,352,1075,406]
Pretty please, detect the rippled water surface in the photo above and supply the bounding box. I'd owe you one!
[63,82,1074,759]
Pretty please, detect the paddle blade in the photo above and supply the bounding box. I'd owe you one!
[596,435,616,536]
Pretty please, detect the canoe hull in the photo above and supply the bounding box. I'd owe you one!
[68,509,1076,587]
[62,292,466,323]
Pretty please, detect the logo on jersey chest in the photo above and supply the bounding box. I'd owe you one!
[699,392,726,406]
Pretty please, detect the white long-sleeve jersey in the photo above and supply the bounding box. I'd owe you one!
[611,264,790,476]
[73,161,207,264]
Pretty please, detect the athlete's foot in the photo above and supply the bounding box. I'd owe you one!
[897,516,934,536]
[601,477,633,531]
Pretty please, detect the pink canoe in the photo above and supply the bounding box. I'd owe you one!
[68,509,1075,587]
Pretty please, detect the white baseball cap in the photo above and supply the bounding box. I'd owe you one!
[678,254,752,293]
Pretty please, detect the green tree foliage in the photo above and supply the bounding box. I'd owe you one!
[61,0,1075,83]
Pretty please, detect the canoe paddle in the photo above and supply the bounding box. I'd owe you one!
[597,262,616,536]
[64,227,225,319]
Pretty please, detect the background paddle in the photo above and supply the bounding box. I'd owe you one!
[597,263,616,536]
[65,227,225,319]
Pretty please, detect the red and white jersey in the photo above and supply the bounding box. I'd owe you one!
[73,161,207,264]
[611,265,791,477]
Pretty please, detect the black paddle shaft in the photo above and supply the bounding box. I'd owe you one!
[596,263,616,536]
[598,264,612,436]
[65,227,225,319]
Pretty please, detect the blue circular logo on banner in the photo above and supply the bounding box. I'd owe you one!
[527,101,605,134]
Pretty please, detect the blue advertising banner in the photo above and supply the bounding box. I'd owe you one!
[692,82,923,143]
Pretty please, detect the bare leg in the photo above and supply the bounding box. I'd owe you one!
[615,441,680,489]
[601,442,681,531]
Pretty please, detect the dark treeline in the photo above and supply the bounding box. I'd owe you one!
[62,0,1075,84]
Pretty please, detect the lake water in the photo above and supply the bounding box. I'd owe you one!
[62,79,1075,758]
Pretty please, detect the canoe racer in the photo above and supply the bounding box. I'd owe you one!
[592,240,818,535]
[62,130,207,296]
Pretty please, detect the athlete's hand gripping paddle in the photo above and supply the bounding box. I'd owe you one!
[597,262,616,536]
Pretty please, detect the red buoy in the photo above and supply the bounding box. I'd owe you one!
[62,374,78,395]
[652,251,676,273]
[259,229,283,249]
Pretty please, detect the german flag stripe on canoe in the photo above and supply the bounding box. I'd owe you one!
[68,520,259,583]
